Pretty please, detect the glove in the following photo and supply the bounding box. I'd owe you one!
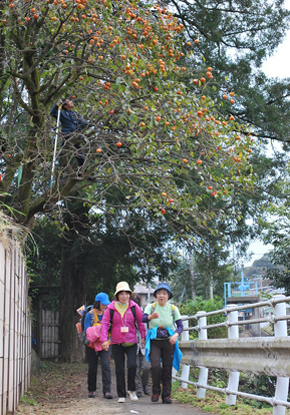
[56,100,63,107]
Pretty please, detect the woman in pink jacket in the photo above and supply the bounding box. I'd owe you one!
[101,282,146,403]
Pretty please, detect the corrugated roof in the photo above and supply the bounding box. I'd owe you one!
[133,283,155,294]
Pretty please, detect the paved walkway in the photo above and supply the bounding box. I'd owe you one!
[54,394,210,415]
[73,361,210,415]
[15,360,213,415]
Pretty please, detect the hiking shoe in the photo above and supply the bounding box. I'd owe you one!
[128,391,138,402]
[103,392,113,399]
[88,391,96,398]
[118,397,126,403]
[151,394,159,402]
[162,396,172,404]
[143,385,150,395]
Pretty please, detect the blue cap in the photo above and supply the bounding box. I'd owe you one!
[153,282,173,299]
[95,292,110,305]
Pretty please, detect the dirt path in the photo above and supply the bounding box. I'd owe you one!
[15,362,210,415]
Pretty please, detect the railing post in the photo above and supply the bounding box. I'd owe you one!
[180,317,190,389]
[196,311,208,398]
[273,295,289,415]
[226,305,240,406]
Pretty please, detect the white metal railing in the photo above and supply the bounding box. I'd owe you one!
[174,295,290,415]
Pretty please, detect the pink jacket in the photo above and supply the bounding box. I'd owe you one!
[100,300,146,345]
[86,325,103,352]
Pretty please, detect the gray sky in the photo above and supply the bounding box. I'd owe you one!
[244,3,290,266]
[261,0,290,78]
[244,241,272,267]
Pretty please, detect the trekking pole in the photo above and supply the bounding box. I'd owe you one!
[50,103,62,190]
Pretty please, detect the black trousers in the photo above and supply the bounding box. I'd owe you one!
[150,339,175,398]
[112,343,137,398]
[61,133,85,166]
[86,346,111,394]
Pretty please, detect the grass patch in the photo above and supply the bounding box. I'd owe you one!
[19,396,38,406]
[172,367,290,414]
[172,383,277,415]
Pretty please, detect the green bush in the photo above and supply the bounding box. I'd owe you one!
[179,296,227,339]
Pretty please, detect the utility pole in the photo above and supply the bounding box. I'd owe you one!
[209,237,214,300]
[210,273,214,300]
[189,253,196,300]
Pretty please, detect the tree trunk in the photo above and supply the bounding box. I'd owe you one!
[59,200,90,362]
[189,254,196,300]
[209,276,214,300]
[59,241,87,362]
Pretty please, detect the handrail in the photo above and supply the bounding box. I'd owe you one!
[177,294,290,415]
[185,314,290,332]
[180,295,290,320]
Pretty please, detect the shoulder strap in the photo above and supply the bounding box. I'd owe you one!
[171,304,176,321]
[131,305,138,330]
[92,309,102,326]
[171,304,177,329]
[110,309,114,320]
[109,308,114,332]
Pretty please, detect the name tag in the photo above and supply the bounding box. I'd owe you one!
[121,326,129,333]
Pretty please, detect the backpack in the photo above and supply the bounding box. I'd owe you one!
[75,304,95,345]
[149,302,176,329]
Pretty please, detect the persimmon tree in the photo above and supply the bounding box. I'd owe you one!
[0,0,255,230]
[0,0,258,360]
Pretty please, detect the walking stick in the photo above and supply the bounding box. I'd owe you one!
[50,103,62,190]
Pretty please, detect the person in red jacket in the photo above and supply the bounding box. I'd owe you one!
[101,282,146,403]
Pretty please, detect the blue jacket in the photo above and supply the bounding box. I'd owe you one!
[145,327,183,371]
[50,105,87,135]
